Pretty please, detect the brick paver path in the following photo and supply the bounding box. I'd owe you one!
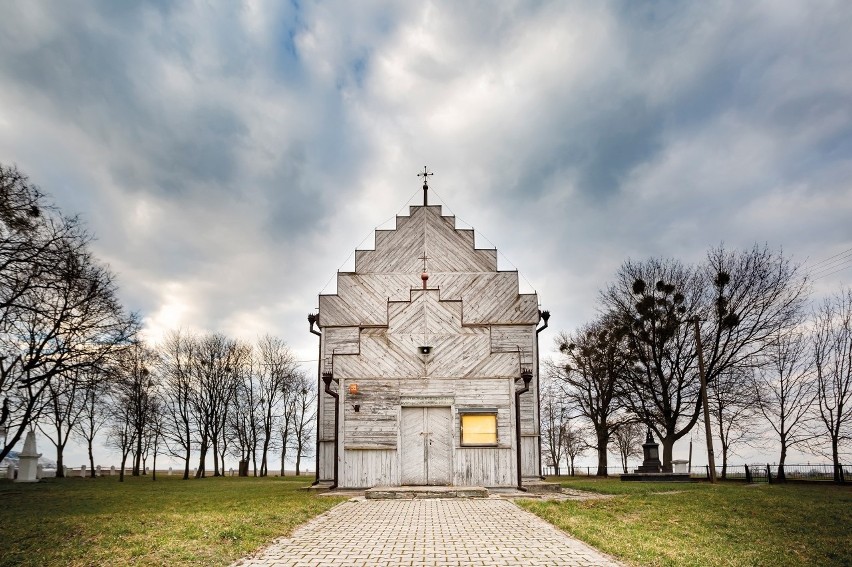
[233,498,623,566]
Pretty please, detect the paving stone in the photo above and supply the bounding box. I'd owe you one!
[232,498,624,566]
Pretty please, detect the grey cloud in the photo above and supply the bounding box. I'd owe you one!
[1,0,851,349]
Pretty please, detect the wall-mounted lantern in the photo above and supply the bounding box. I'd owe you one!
[348,382,361,412]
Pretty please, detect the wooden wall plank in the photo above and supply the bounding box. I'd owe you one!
[342,449,399,488]
[521,436,539,477]
[454,447,514,487]
[324,327,360,357]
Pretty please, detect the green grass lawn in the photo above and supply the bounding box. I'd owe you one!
[0,474,346,567]
[519,477,852,567]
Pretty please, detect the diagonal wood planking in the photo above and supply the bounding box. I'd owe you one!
[317,204,542,487]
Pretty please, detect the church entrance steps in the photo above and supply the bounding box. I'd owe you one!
[365,485,488,499]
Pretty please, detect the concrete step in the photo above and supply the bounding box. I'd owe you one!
[522,480,563,493]
[365,485,488,499]
[303,481,335,491]
[620,473,696,482]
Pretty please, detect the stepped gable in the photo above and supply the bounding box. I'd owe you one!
[318,205,538,327]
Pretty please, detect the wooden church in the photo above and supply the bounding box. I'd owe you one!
[310,174,548,489]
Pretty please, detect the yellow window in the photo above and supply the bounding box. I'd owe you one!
[461,413,497,445]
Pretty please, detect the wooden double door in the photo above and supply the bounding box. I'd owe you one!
[400,407,451,485]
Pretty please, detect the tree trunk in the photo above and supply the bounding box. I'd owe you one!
[212,440,220,476]
[183,446,191,480]
[152,453,157,481]
[832,437,841,483]
[280,430,289,476]
[778,443,787,482]
[260,437,268,477]
[56,447,65,478]
[196,440,208,478]
[595,427,609,476]
[661,435,675,473]
[295,448,302,476]
[721,442,729,480]
[87,439,96,478]
[119,453,128,482]
[133,435,142,475]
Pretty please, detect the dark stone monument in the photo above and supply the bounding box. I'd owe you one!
[637,429,662,473]
[620,428,695,482]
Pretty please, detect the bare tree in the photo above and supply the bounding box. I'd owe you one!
[612,421,643,474]
[279,375,299,476]
[228,356,262,476]
[813,289,852,482]
[554,315,630,476]
[700,244,808,476]
[111,342,158,476]
[106,384,137,483]
[191,334,242,477]
[37,368,89,477]
[75,367,112,476]
[699,244,808,380]
[0,164,137,463]
[217,343,250,475]
[159,329,197,479]
[708,367,761,479]
[753,329,816,481]
[562,420,587,476]
[256,335,297,476]
[602,246,807,472]
[147,393,165,481]
[539,376,570,476]
[602,258,704,471]
[291,373,316,476]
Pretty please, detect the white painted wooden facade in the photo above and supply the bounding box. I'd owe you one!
[315,204,542,488]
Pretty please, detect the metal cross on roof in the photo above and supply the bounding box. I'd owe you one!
[417,166,433,206]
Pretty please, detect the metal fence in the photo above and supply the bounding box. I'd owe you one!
[543,463,850,483]
[688,463,851,483]
[543,465,641,477]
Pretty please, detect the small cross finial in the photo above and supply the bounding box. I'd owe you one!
[418,253,430,289]
[417,166,433,205]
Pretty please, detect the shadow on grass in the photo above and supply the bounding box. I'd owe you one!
[521,477,852,567]
[0,475,346,567]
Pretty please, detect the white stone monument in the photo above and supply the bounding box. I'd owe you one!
[15,430,40,482]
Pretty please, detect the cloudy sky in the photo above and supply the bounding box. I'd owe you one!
[2,1,851,467]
